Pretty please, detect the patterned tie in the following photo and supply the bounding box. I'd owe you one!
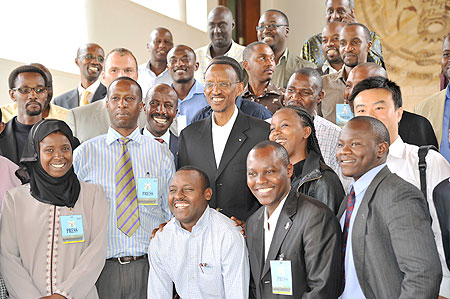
[115,137,140,237]
[154,137,165,144]
[80,90,91,106]
[342,187,355,292]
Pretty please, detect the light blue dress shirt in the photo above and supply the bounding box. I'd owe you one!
[148,207,250,299]
[339,163,386,299]
[440,84,450,162]
[73,127,175,258]
[175,79,208,125]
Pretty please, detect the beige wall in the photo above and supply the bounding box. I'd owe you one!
[0,0,214,106]
[260,0,326,57]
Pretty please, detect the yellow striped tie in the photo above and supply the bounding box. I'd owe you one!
[80,90,91,106]
[115,137,140,236]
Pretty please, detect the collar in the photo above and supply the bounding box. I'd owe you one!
[336,67,346,83]
[242,81,283,97]
[388,136,405,159]
[277,48,289,66]
[212,105,238,128]
[145,61,169,77]
[321,60,339,74]
[264,193,288,230]
[235,96,244,108]
[206,40,240,60]
[78,79,101,95]
[351,163,386,196]
[143,126,170,144]
[174,206,210,234]
[106,126,142,145]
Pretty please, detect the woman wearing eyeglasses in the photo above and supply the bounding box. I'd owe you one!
[0,119,107,299]
[269,106,344,214]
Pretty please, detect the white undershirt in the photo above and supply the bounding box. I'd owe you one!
[143,126,170,145]
[211,105,238,168]
[264,194,288,261]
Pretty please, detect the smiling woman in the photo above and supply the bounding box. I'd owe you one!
[0,119,107,298]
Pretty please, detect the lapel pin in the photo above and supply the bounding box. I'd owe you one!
[285,222,290,230]
[238,138,242,142]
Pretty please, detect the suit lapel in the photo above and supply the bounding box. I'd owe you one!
[95,99,110,132]
[261,191,297,279]
[251,208,265,282]
[216,111,248,177]
[351,166,390,278]
[92,83,107,103]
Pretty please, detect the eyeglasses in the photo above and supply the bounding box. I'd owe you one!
[12,86,47,94]
[78,54,104,63]
[204,81,238,90]
[256,24,288,31]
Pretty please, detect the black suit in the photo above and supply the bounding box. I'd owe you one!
[52,83,107,109]
[399,111,438,147]
[0,119,19,165]
[245,190,342,298]
[178,110,269,220]
[434,177,450,271]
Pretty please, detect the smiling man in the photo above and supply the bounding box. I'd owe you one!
[242,41,283,113]
[53,43,106,109]
[245,140,342,298]
[195,6,245,85]
[148,166,249,299]
[318,22,345,75]
[138,28,174,97]
[178,56,269,221]
[73,77,175,298]
[0,65,48,165]
[337,116,441,298]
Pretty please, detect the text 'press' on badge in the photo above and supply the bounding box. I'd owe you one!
[270,260,293,296]
[137,177,158,205]
[60,215,85,244]
[336,103,354,128]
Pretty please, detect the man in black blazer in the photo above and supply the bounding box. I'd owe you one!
[178,56,269,221]
[141,83,179,163]
[53,43,107,109]
[434,178,450,271]
[337,116,441,298]
[245,141,342,298]
[344,62,438,147]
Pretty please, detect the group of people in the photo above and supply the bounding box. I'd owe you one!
[0,0,449,298]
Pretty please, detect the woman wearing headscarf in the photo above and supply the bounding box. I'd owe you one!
[0,119,107,299]
[269,106,344,214]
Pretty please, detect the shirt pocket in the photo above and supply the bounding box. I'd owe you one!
[198,264,222,297]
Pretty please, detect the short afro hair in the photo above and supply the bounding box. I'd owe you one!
[250,140,290,167]
[107,76,143,102]
[204,56,243,82]
[8,65,48,89]
[348,116,390,145]
[177,166,211,190]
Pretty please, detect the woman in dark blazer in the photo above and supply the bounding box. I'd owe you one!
[269,106,344,214]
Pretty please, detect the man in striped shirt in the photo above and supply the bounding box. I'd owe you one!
[73,77,175,298]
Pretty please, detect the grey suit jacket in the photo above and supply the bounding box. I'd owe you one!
[66,99,146,143]
[52,83,107,109]
[245,190,342,299]
[178,110,269,220]
[337,166,442,299]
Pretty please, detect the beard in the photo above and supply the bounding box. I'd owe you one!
[25,102,42,116]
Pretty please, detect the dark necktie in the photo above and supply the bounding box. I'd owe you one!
[342,187,355,292]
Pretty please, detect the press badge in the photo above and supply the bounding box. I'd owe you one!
[270,260,293,295]
[60,215,84,244]
[336,104,354,127]
[137,177,158,205]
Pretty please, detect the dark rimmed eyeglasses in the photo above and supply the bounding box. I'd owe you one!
[78,53,104,63]
[12,86,47,94]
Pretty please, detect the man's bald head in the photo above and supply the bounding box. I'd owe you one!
[145,83,178,107]
[344,62,387,100]
[208,6,235,50]
[144,83,178,137]
[147,27,174,63]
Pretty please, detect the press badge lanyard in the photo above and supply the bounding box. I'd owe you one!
[137,172,159,205]
[270,254,293,296]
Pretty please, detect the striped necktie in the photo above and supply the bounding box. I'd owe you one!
[116,137,140,236]
[341,187,355,292]
[80,90,91,106]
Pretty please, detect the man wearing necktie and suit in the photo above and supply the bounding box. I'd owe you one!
[337,116,441,299]
[53,43,107,109]
[245,141,342,298]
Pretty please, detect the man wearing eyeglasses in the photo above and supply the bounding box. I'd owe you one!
[0,65,48,165]
[194,5,246,85]
[53,43,107,109]
[257,9,314,89]
[178,56,270,222]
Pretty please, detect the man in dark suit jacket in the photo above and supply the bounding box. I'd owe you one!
[53,43,107,109]
[345,62,438,147]
[141,83,179,163]
[434,178,450,271]
[178,56,269,221]
[245,141,342,298]
[337,116,441,298]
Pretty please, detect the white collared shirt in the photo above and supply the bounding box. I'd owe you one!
[77,79,101,104]
[138,61,173,98]
[387,136,450,296]
[264,194,288,261]
[143,126,170,145]
[211,105,238,168]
